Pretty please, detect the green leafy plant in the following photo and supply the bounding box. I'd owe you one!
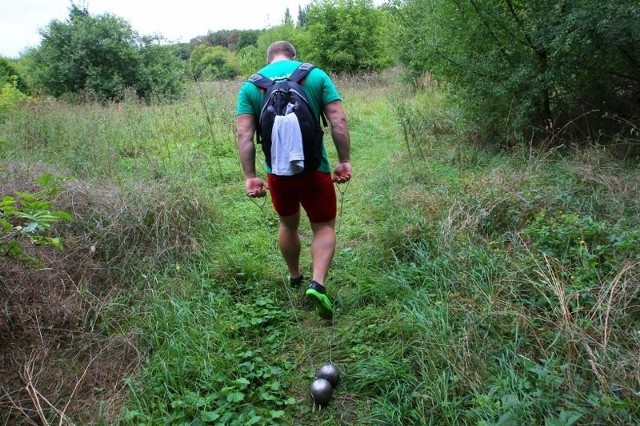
[0,57,29,93]
[0,76,27,117]
[522,210,640,291]
[0,172,72,258]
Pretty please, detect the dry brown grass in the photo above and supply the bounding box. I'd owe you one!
[0,161,207,424]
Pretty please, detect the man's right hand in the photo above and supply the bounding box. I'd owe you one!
[333,161,352,184]
[245,177,267,197]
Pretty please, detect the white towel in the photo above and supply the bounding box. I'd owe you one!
[271,106,305,176]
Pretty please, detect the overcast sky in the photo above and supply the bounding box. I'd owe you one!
[0,0,316,58]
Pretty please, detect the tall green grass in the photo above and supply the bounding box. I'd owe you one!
[1,72,639,425]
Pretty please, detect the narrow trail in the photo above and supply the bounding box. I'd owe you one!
[207,85,404,421]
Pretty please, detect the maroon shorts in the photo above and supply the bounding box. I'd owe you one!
[267,171,336,223]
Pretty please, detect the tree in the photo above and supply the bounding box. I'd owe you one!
[0,57,29,94]
[209,30,240,50]
[236,30,261,51]
[305,0,393,74]
[30,4,184,101]
[205,29,261,52]
[394,0,640,145]
[237,44,262,76]
[284,8,294,26]
[137,38,186,100]
[189,45,242,81]
[253,23,309,68]
[297,5,309,27]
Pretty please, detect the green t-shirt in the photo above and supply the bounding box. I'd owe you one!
[236,60,342,174]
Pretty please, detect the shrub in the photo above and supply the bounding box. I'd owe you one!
[189,45,242,81]
[396,0,640,145]
[0,57,29,93]
[0,172,71,260]
[30,4,184,101]
[0,77,27,117]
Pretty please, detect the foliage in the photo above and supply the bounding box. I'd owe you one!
[174,2,394,77]
[204,29,262,51]
[236,23,311,75]
[296,4,310,27]
[236,44,263,76]
[523,210,640,291]
[256,23,308,61]
[172,42,191,60]
[0,77,28,117]
[2,55,640,425]
[121,287,297,425]
[29,4,184,101]
[0,57,29,93]
[305,0,394,74]
[394,0,640,145]
[283,7,294,26]
[390,87,466,164]
[136,38,187,100]
[189,45,242,81]
[0,173,71,259]
[7,49,40,93]
[0,161,210,425]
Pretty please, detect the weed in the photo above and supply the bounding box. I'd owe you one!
[0,172,71,260]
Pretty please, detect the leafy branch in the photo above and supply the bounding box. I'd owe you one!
[0,173,72,259]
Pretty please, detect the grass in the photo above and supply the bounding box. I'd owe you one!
[1,73,639,425]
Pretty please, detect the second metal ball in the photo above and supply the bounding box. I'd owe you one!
[317,363,341,387]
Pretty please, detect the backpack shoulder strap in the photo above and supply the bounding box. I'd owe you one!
[248,73,273,90]
[288,63,328,127]
[289,62,315,84]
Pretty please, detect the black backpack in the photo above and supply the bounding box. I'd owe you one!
[248,62,327,173]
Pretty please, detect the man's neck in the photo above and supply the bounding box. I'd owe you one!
[269,54,293,64]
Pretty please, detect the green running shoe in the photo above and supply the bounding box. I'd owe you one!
[305,281,334,320]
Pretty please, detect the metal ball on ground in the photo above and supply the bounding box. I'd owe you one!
[309,378,333,406]
[316,363,341,387]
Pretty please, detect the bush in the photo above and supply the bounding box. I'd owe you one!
[30,4,184,101]
[0,57,29,93]
[396,0,640,146]
[0,171,71,260]
[189,45,242,81]
[0,78,27,117]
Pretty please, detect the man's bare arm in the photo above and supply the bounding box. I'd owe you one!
[324,101,350,163]
[324,100,352,183]
[236,114,258,178]
[236,114,267,196]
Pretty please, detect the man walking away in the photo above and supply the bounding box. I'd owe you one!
[236,41,352,320]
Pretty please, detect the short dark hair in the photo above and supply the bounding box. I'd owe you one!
[266,41,296,62]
